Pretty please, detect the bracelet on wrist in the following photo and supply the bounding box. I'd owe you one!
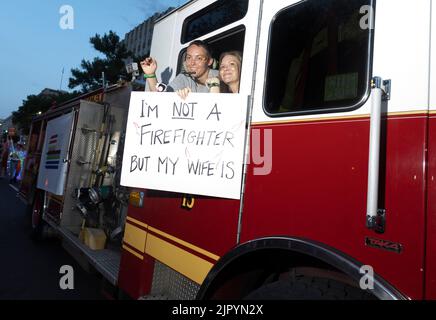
[143,73,156,79]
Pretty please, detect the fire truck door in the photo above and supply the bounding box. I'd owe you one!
[36,112,75,196]
[240,0,430,299]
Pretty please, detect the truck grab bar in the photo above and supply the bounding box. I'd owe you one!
[366,77,390,233]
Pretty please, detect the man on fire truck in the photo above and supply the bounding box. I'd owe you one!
[140,40,219,99]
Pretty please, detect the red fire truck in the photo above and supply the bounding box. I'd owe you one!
[114,0,436,300]
[22,0,436,300]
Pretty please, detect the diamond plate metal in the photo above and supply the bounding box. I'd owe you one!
[59,225,121,285]
[148,261,200,300]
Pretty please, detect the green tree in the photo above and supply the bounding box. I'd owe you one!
[12,91,80,135]
[69,31,134,92]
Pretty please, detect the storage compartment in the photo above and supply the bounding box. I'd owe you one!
[81,227,107,250]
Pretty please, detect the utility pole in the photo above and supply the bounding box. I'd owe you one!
[59,67,65,91]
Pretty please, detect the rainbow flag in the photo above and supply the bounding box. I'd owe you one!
[45,134,61,169]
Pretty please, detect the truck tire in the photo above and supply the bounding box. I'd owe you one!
[244,276,376,300]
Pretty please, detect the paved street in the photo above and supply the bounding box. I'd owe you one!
[0,178,105,300]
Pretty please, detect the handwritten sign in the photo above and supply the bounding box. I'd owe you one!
[120,92,248,199]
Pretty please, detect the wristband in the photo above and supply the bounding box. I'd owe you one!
[143,73,156,79]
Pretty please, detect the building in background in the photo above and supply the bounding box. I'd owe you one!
[1,88,65,143]
[38,88,67,98]
[123,7,174,59]
[0,115,13,136]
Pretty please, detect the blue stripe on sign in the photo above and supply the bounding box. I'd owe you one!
[45,160,60,165]
[45,166,59,169]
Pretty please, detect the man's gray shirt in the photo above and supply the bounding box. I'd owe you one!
[167,69,219,92]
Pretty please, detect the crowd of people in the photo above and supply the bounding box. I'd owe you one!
[0,138,26,183]
[140,40,242,98]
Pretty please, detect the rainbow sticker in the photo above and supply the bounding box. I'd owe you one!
[45,134,61,169]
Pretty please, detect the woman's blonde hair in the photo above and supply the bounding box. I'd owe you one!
[219,51,242,67]
[218,51,242,93]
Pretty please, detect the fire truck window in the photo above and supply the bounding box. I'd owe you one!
[265,0,373,116]
[177,26,246,75]
[181,0,249,44]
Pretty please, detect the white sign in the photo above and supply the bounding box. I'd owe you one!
[37,112,74,195]
[120,92,248,199]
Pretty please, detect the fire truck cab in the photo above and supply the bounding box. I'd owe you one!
[119,0,436,300]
